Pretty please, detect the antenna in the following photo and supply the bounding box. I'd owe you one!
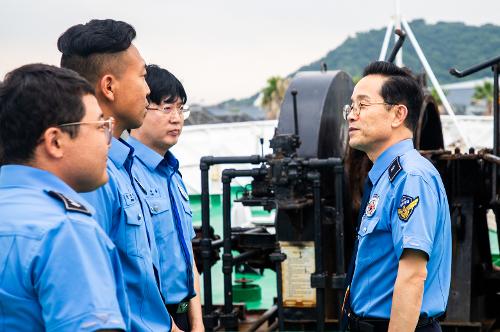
[259,137,264,160]
[291,90,299,136]
[321,62,328,72]
[394,0,403,66]
[378,5,471,147]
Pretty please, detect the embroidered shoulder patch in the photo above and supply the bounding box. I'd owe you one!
[397,195,420,222]
[365,194,379,217]
[388,157,402,182]
[48,191,91,216]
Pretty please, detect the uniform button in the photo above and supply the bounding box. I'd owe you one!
[137,214,142,221]
[363,227,367,233]
[153,204,159,212]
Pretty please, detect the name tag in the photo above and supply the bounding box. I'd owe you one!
[122,192,138,206]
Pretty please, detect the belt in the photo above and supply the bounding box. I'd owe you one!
[167,301,190,314]
[348,310,436,332]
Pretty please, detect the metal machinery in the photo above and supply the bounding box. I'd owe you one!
[193,52,500,331]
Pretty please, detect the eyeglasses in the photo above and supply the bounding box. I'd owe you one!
[342,101,395,120]
[146,104,190,120]
[58,117,115,145]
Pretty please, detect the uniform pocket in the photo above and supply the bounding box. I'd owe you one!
[124,205,144,257]
[358,216,380,237]
[180,198,193,216]
[145,198,175,239]
[145,198,170,215]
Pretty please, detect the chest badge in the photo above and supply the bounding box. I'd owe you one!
[365,194,379,217]
[397,195,420,222]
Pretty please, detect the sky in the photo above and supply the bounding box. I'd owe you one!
[0,0,499,105]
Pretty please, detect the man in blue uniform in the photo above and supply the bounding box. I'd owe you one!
[343,61,451,331]
[128,65,204,332]
[0,64,128,331]
[58,20,174,331]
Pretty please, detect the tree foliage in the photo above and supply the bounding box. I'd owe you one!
[473,81,494,115]
[224,20,500,107]
[261,76,290,119]
[297,20,500,84]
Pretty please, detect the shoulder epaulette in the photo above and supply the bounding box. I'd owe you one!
[47,191,91,216]
[388,156,403,182]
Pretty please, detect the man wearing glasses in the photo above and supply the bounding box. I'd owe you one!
[0,64,127,331]
[58,20,175,331]
[128,65,203,332]
[341,61,451,332]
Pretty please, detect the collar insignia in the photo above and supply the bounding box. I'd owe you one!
[48,191,91,216]
[388,157,402,182]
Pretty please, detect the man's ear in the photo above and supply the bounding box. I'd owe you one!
[391,104,409,128]
[41,127,66,159]
[98,74,117,102]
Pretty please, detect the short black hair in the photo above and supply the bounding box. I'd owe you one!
[146,65,187,105]
[0,63,94,164]
[362,61,423,132]
[58,19,136,86]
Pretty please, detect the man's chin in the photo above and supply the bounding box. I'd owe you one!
[164,138,178,150]
[348,141,366,152]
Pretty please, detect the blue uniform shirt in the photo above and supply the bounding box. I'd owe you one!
[350,139,452,318]
[128,137,196,304]
[0,165,129,331]
[81,138,171,331]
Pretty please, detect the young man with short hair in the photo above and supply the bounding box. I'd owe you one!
[59,20,174,331]
[0,63,127,331]
[129,65,204,332]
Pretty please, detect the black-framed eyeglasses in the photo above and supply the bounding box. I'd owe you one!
[146,104,190,120]
[342,101,395,120]
[58,117,115,145]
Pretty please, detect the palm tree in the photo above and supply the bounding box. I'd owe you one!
[261,76,290,119]
[473,81,493,115]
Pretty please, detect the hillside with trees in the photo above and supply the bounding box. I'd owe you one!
[223,19,500,108]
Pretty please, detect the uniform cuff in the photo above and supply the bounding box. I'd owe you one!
[397,235,433,259]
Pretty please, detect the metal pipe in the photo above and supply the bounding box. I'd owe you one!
[334,165,346,321]
[267,320,279,332]
[387,29,406,63]
[232,249,262,265]
[379,19,395,61]
[220,167,269,328]
[494,65,500,254]
[199,154,267,330]
[449,54,500,78]
[222,172,234,316]
[303,157,342,168]
[483,153,500,165]
[334,165,346,274]
[274,253,285,332]
[394,0,403,66]
[494,64,499,160]
[291,90,299,137]
[311,171,325,332]
[246,305,278,332]
[200,155,264,166]
[200,163,214,320]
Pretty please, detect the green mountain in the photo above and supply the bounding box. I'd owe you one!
[223,19,500,107]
